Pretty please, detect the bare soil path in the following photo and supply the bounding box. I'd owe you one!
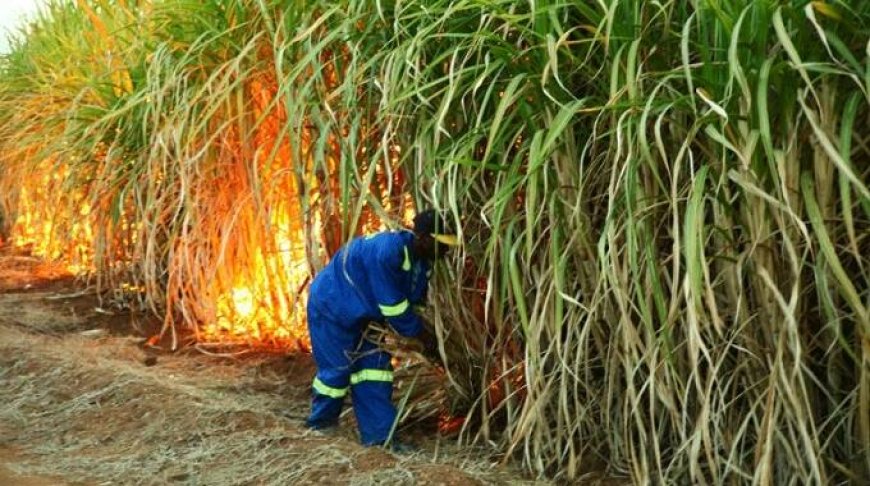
[0,253,544,485]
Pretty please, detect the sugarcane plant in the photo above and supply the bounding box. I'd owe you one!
[0,0,867,483]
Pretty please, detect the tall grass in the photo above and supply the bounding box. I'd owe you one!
[1,0,868,482]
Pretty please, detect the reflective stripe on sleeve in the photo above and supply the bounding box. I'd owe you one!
[312,377,348,398]
[379,299,409,317]
[402,246,411,271]
[350,369,394,385]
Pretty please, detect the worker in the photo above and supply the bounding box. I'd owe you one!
[304,209,459,450]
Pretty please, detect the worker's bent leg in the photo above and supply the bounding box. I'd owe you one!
[307,378,347,429]
[305,305,354,429]
[350,341,396,445]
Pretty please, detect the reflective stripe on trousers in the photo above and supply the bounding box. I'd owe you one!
[312,368,393,397]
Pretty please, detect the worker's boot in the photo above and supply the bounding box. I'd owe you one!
[305,418,340,436]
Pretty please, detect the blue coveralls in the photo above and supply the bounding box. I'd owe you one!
[305,230,430,445]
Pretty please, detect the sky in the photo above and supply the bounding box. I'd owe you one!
[0,0,44,54]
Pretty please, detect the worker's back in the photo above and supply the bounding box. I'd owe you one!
[308,230,428,332]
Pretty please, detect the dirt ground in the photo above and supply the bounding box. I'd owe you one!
[0,252,548,485]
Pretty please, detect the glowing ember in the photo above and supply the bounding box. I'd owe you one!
[438,414,465,435]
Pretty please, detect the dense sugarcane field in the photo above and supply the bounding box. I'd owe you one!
[0,0,868,483]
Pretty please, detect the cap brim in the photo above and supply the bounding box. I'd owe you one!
[432,234,460,246]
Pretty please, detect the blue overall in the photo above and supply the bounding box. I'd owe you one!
[305,230,430,445]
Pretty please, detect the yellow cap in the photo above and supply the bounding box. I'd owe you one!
[432,233,460,246]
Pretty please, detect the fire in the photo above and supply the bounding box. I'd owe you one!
[230,287,255,318]
[6,69,413,352]
[10,163,95,275]
[193,71,319,350]
[205,206,316,350]
[201,183,413,350]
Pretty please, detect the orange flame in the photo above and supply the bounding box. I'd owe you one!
[10,163,95,275]
[8,68,413,352]
[197,73,318,350]
[204,207,317,350]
